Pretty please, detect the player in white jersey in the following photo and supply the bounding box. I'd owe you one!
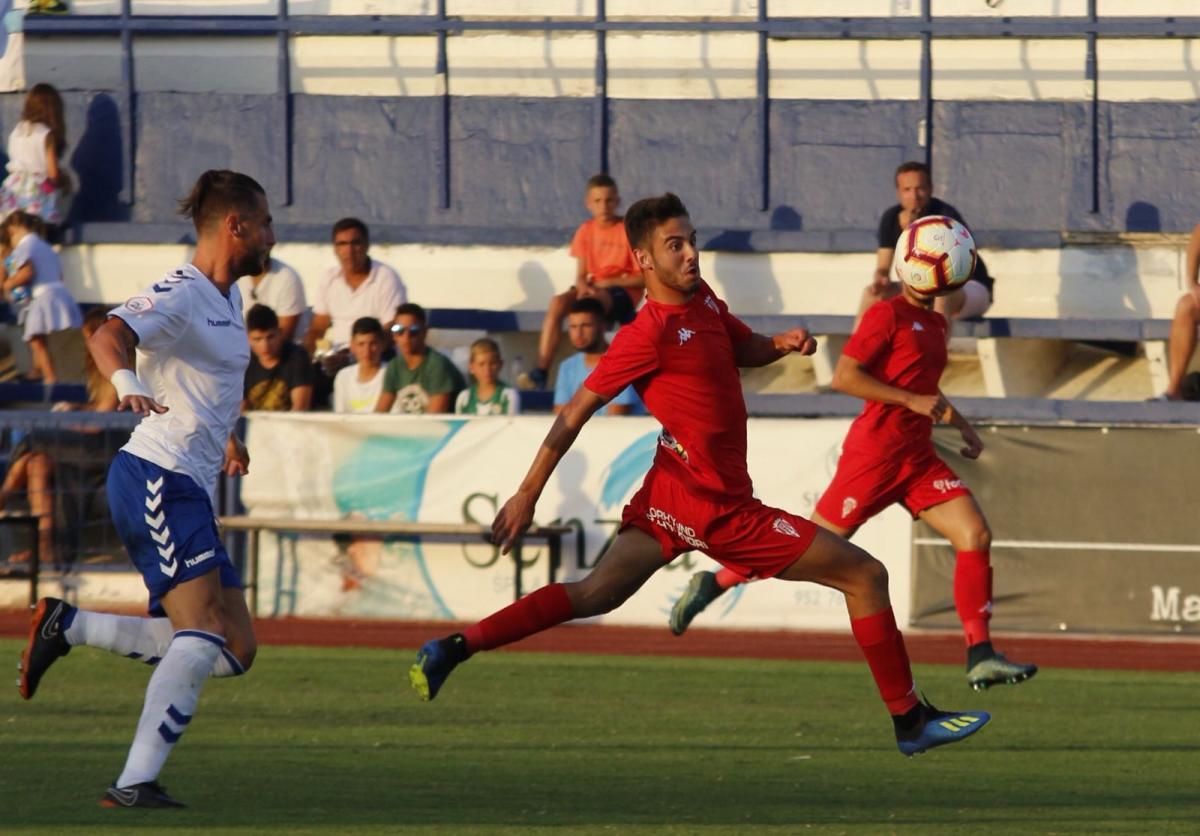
[17,170,275,809]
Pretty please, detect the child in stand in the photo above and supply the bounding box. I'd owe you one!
[0,84,71,228]
[332,317,388,414]
[518,174,643,389]
[455,338,519,415]
[0,210,81,383]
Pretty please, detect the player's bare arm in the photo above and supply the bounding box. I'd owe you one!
[942,392,984,459]
[831,353,951,421]
[224,433,250,476]
[734,329,817,368]
[492,386,608,553]
[872,248,894,291]
[1186,222,1200,305]
[88,317,168,416]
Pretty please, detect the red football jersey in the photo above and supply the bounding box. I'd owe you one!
[585,280,754,500]
[841,295,948,455]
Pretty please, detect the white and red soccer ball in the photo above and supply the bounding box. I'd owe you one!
[892,215,977,297]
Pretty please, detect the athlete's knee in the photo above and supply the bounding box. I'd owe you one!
[958,520,991,552]
[856,553,890,593]
[1176,292,1200,320]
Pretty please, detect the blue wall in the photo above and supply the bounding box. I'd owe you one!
[4,92,1193,248]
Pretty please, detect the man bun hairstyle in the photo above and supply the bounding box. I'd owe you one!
[624,192,689,251]
[178,169,266,232]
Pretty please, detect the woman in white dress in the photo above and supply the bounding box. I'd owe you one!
[0,210,82,382]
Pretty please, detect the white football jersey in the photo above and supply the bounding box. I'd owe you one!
[111,264,250,499]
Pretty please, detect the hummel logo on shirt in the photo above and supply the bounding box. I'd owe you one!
[678,327,695,345]
[206,318,233,327]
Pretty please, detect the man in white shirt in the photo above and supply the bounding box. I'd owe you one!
[17,169,271,810]
[302,218,405,407]
[235,254,307,343]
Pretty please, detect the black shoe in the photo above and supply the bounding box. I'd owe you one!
[100,781,186,809]
[18,597,73,700]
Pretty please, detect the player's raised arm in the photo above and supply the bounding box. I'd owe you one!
[88,316,167,416]
[734,328,817,368]
[491,385,608,553]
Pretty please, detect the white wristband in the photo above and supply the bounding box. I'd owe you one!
[111,368,152,401]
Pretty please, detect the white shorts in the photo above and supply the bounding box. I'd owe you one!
[958,279,991,319]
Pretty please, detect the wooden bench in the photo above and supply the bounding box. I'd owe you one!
[219,515,573,617]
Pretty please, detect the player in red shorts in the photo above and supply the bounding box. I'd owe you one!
[410,193,991,756]
[669,242,1037,692]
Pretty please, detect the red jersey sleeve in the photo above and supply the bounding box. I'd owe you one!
[585,322,659,399]
[843,301,895,367]
[717,296,754,344]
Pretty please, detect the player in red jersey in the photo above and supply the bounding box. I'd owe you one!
[409,194,990,756]
[669,240,1037,691]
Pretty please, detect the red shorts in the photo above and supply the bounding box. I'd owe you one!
[621,468,819,580]
[815,446,971,529]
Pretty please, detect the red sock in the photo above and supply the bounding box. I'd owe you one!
[850,607,919,716]
[462,583,574,653]
[713,567,746,590]
[954,550,992,647]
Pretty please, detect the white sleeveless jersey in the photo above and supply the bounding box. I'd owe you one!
[111,264,250,499]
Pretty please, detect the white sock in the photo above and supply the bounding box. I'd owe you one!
[64,611,174,665]
[115,631,222,788]
[64,610,246,678]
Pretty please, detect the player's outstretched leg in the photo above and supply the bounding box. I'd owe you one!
[411,528,664,702]
[893,697,991,757]
[18,597,74,700]
[668,567,744,635]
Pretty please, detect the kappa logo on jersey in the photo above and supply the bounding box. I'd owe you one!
[678,327,695,345]
[123,296,154,314]
[143,476,178,577]
[704,295,720,314]
[912,322,924,331]
[772,517,802,538]
[933,478,964,493]
[842,496,858,518]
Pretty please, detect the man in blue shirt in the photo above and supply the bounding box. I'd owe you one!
[552,297,641,415]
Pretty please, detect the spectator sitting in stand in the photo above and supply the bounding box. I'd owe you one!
[235,251,307,343]
[243,303,314,412]
[0,209,81,383]
[1159,221,1200,400]
[374,302,465,415]
[455,338,519,415]
[858,161,993,328]
[303,218,406,406]
[333,316,388,414]
[552,297,641,416]
[519,174,644,389]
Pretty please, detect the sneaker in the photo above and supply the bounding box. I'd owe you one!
[409,634,467,702]
[895,699,991,757]
[18,597,73,700]
[668,571,723,636]
[516,368,548,390]
[967,653,1038,691]
[100,781,186,809]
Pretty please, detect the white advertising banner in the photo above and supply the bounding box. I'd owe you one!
[242,414,912,631]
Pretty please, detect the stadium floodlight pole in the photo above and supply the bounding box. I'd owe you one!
[594,0,608,176]
[277,0,293,207]
[756,0,769,212]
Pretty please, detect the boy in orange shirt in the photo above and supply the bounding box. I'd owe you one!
[519,174,645,389]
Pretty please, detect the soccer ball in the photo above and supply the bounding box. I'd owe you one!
[892,215,977,296]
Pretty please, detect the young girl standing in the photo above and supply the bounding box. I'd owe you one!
[0,83,70,226]
[0,210,81,383]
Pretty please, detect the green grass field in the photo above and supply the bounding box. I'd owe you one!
[1,639,1197,835]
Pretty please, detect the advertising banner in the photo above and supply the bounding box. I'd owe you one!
[241,414,913,630]
[913,425,1200,635]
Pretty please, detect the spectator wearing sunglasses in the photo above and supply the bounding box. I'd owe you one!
[374,303,465,415]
